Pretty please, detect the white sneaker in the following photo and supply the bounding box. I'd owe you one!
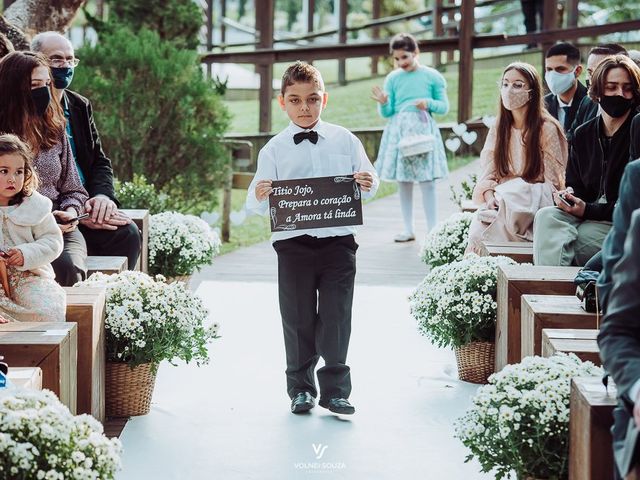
[394,232,416,243]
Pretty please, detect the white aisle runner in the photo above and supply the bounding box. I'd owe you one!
[117,280,492,480]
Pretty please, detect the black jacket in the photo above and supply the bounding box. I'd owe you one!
[64,90,117,203]
[543,80,587,131]
[566,94,599,143]
[567,112,635,222]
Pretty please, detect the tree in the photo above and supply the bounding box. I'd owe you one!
[2,0,85,38]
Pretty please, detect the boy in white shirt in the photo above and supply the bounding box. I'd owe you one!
[246,61,379,415]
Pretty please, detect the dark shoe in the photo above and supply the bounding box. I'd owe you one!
[319,398,355,415]
[291,392,315,414]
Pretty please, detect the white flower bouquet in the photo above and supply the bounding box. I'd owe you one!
[410,254,517,348]
[149,211,221,277]
[0,389,121,479]
[420,212,474,268]
[455,354,602,480]
[77,271,219,370]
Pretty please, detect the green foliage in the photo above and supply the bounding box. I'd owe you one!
[114,174,169,214]
[109,0,202,49]
[73,26,231,214]
[449,173,478,208]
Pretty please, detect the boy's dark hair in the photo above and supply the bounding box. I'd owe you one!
[589,43,628,57]
[280,61,325,96]
[0,33,14,60]
[0,133,39,205]
[589,55,640,104]
[546,42,581,63]
[389,33,418,54]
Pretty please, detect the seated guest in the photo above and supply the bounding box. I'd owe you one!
[544,42,586,132]
[31,32,141,270]
[533,55,640,266]
[566,43,628,141]
[466,62,567,254]
[0,51,89,286]
[598,209,640,480]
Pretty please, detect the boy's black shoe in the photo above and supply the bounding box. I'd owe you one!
[291,392,315,414]
[319,398,355,415]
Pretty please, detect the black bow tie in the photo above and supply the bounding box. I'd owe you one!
[293,130,319,145]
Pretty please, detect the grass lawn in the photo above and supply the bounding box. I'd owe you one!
[216,154,476,256]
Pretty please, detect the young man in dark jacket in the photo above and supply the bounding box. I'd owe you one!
[31,32,141,284]
[533,55,640,266]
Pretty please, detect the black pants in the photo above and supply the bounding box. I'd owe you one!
[273,234,357,401]
[52,228,87,287]
[80,222,142,270]
[520,0,544,33]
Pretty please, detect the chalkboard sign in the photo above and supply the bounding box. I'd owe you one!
[268,175,363,232]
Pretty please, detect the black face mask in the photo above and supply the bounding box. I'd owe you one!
[31,86,51,116]
[599,95,635,118]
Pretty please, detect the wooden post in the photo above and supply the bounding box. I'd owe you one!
[306,0,315,34]
[256,0,274,133]
[433,0,444,68]
[338,0,347,86]
[566,0,578,27]
[220,0,227,45]
[206,1,214,79]
[457,0,475,123]
[541,0,558,68]
[371,0,381,75]
[446,24,456,63]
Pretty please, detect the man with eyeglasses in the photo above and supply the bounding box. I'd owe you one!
[31,32,141,274]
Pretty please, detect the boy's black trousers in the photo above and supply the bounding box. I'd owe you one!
[273,234,357,401]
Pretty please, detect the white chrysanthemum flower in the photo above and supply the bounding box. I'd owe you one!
[421,212,474,268]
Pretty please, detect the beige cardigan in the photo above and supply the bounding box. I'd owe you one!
[0,191,63,278]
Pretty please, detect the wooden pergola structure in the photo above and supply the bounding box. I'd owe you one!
[203,1,640,132]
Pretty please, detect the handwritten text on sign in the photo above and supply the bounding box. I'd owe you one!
[268,175,363,232]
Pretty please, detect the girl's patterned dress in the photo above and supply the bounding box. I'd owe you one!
[0,205,65,322]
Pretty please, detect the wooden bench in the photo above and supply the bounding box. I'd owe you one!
[569,377,617,480]
[0,322,77,413]
[65,287,106,422]
[542,328,600,365]
[461,199,480,213]
[7,367,42,390]
[120,209,149,273]
[87,256,127,277]
[479,240,534,263]
[496,265,581,371]
[521,295,599,359]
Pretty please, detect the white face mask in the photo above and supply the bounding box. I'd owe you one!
[545,67,577,96]
[501,88,531,110]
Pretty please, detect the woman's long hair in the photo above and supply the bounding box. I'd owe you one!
[0,51,65,153]
[495,62,546,183]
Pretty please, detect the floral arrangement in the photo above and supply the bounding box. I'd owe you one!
[449,173,478,208]
[77,271,219,370]
[410,254,517,348]
[420,212,474,268]
[0,389,121,479]
[149,211,221,278]
[455,354,602,480]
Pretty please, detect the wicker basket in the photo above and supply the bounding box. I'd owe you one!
[454,341,495,384]
[105,362,157,417]
[165,275,192,286]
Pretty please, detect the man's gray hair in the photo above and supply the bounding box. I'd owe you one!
[31,31,71,52]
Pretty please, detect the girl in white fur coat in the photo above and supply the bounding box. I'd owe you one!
[0,134,65,322]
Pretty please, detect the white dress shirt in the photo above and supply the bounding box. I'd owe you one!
[246,120,379,242]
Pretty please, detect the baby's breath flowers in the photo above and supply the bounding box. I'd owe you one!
[455,354,602,480]
[0,389,121,479]
[77,271,219,370]
[149,212,221,277]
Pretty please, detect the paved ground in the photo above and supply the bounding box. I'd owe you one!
[117,159,496,480]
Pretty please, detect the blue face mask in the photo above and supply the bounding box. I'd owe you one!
[544,67,577,96]
[51,67,74,90]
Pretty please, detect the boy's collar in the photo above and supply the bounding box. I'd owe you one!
[288,119,327,139]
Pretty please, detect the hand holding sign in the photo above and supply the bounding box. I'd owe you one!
[255,179,273,201]
[268,175,364,232]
